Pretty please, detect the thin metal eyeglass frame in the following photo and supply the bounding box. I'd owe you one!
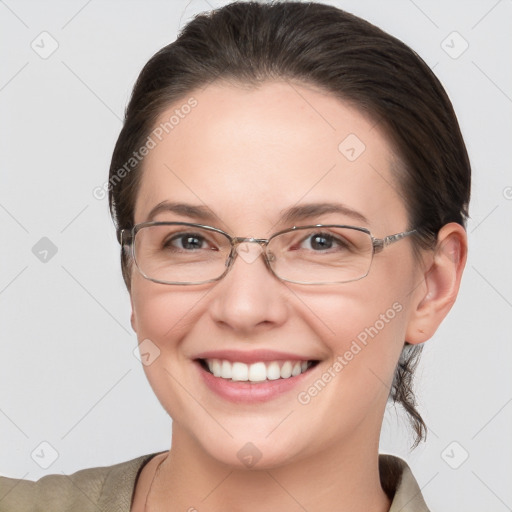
[120,221,417,286]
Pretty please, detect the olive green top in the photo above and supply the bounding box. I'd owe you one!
[0,453,430,511]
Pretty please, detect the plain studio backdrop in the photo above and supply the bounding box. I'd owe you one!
[0,1,511,510]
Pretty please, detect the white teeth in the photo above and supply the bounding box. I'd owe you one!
[291,362,301,377]
[280,361,292,379]
[212,359,222,377]
[266,361,281,380]
[231,362,249,381]
[221,360,232,379]
[204,358,313,382]
[248,362,267,382]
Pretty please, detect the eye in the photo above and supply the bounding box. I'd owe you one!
[165,232,212,251]
[300,232,349,251]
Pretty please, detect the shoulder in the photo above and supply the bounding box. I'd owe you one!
[379,454,431,512]
[0,452,162,512]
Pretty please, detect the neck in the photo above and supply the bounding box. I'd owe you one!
[147,424,391,512]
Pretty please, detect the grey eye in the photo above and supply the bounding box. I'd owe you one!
[166,233,208,250]
[308,234,334,250]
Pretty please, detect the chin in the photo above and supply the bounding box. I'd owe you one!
[190,427,310,471]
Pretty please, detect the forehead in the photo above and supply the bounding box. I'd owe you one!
[134,80,407,232]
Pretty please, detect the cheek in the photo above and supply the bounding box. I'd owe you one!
[296,279,409,351]
[285,292,407,456]
[293,270,411,394]
[295,290,406,407]
[129,279,211,417]
[131,277,207,342]
[130,278,212,395]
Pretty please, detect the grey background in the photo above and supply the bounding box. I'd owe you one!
[1,0,511,510]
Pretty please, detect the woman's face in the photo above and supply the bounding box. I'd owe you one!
[130,80,426,468]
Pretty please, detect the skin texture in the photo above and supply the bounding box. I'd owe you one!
[129,80,467,511]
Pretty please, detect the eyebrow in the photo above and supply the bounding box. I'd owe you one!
[145,200,369,227]
[280,202,369,226]
[146,201,217,223]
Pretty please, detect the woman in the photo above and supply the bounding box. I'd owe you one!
[0,1,470,510]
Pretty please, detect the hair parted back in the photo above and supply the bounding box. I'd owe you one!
[108,0,471,449]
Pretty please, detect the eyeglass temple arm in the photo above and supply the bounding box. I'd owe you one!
[119,229,133,246]
[372,229,417,253]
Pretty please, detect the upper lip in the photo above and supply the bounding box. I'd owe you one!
[193,349,319,364]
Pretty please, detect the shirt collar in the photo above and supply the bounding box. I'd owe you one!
[97,452,430,511]
[380,454,431,511]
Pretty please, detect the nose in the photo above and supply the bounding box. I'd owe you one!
[208,242,289,335]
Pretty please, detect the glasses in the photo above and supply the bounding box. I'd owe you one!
[120,222,417,285]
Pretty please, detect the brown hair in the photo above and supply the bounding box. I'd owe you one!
[108,1,471,448]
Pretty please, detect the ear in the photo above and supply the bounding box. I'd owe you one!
[130,293,138,334]
[405,222,467,344]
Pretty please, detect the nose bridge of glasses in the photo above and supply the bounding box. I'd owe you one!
[231,237,267,265]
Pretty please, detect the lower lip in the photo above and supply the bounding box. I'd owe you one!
[195,361,315,403]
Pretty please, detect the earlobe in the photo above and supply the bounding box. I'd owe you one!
[405,222,467,345]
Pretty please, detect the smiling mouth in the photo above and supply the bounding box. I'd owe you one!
[197,358,320,382]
